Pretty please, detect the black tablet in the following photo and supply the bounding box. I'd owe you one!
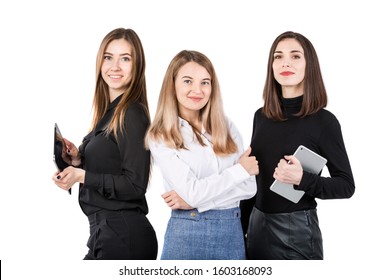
[53,123,71,194]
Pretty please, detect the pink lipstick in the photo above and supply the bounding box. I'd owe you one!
[280,71,294,76]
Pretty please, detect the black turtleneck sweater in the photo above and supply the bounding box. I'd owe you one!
[241,96,355,231]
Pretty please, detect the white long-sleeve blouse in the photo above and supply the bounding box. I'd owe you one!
[148,117,257,212]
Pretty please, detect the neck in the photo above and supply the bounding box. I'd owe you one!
[281,84,303,98]
[180,112,202,131]
[109,90,123,102]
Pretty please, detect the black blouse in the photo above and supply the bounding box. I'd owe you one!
[78,95,150,216]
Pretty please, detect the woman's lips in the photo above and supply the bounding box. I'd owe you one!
[188,97,203,102]
[280,71,294,76]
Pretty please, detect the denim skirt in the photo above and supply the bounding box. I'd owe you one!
[246,207,323,260]
[161,207,245,260]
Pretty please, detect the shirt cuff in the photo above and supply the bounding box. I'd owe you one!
[226,163,251,184]
[84,171,112,198]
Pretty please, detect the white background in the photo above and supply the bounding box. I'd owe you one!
[0,0,388,279]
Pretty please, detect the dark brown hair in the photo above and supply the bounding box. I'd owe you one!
[262,31,327,121]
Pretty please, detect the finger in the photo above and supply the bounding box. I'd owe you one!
[53,171,64,181]
[59,185,70,191]
[241,146,252,158]
[170,204,179,210]
[63,138,71,145]
[284,155,293,161]
[163,195,173,203]
[273,171,278,180]
[167,200,176,207]
[285,155,300,165]
[161,190,175,199]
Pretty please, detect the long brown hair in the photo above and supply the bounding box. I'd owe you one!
[146,50,237,155]
[91,28,150,138]
[262,31,327,121]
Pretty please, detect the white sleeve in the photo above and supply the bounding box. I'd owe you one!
[148,139,251,209]
[196,120,257,212]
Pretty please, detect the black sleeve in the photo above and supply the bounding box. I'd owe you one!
[240,111,258,235]
[85,103,150,201]
[296,116,355,199]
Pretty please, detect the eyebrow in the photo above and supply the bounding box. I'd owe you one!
[274,50,304,54]
[104,52,132,56]
[181,76,211,81]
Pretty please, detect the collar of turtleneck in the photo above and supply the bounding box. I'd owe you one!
[280,94,303,117]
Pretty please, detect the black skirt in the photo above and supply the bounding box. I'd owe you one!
[246,207,323,260]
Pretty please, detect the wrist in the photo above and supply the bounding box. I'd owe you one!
[72,158,81,167]
[78,169,85,184]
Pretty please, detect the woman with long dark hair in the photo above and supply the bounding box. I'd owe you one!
[241,31,355,260]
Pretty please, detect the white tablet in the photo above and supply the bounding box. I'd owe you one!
[270,145,327,203]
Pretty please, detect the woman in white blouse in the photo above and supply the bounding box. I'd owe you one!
[146,50,258,260]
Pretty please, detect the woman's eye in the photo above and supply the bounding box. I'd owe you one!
[103,55,112,60]
[121,57,131,62]
[202,81,210,86]
[292,55,301,59]
[184,80,191,84]
[274,55,281,60]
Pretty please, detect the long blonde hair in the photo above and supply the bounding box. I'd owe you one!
[146,50,237,155]
[91,28,150,138]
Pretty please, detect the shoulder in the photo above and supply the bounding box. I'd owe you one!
[225,117,244,149]
[254,107,264,117]
[124,102,149,123]
[121,102,150,137]
[226,117,240,136]
[253,107,267,121]
[315,108,340,126]
[147,136,175,156]
[125,102,147,115]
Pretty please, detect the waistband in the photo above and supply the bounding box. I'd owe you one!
[253,207,317,225]
[254,207,317,217]
[171,207,241,221]
[87,208,141,223]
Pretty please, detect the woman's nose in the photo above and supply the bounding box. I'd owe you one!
[110,59,121,70]
[191,83,201,93]
[282,59,291,67]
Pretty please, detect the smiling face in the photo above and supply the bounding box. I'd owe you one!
[101,38,133,101]
[272,38,306,97]
[175,61,212,121]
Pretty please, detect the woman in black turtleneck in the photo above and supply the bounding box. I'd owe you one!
[241,31,355,260]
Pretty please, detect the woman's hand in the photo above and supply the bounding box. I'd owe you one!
[162,190,193,210]
[52,166,85,191]
[239,147,259,176]
[63,138,81,166]
[273,155,303,185]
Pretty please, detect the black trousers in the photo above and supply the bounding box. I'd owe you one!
[84,209,158,260]
[246,207,323,260]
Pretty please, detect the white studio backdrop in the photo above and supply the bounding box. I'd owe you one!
[0,0,388,279]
